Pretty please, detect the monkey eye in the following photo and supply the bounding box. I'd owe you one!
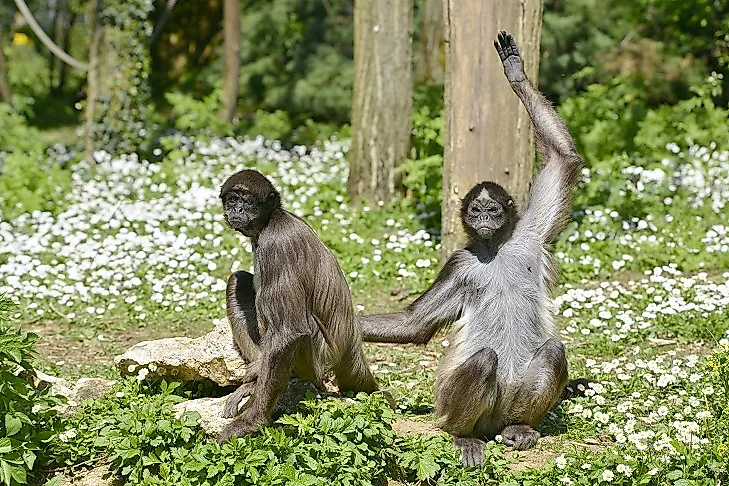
[469,205,481,216]
[486,205,502,214]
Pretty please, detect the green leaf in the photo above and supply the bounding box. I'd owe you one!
[0,439,10,454]
[21,451,34,471]
[9,464,26,485]
[415,452,439,480]
[4,415,21,437]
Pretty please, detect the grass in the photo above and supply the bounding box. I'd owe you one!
[1,133,729,484]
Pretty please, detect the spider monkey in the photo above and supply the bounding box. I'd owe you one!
[218,169,381,441]
[357,31,584,466]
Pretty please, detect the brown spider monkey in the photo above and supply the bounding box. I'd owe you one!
[357,31,585,466]
[218,169,382,441]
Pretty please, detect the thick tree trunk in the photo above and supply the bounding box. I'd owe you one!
[417,0,443,84]
[349,0,413,206]
[84,0,103,164]
[441,0,543,257]
[0,23,12,104]
[219,0,240,123]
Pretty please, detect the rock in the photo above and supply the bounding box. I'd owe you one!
[115,318,248,386]
[72,378,117,402]
[58,464,114,486]
[34,370,74,398]
[173,378,320,437]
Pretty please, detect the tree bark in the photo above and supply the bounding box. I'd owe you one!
[84,0,103,164]
[441,0,543,257]
[417,0,444,84]
[349,0,413,206]
[0,23,12,104]
[219,0,240,123]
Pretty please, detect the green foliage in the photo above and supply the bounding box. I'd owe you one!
[560,73,729,168]
[541,0,727,105]
[0,104,47,155]
[0,150,72,220]
[52,384,513,485]
[165,90,232,136]
[0,312,63,486]
[4,45,51,117]
[398,105,444,219]
[189,0,355,124]
[92,0,156,155]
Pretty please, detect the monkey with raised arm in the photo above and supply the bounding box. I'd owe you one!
[357,31,583,466]
[218,169,381,442]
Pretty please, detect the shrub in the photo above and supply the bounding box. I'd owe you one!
[0,297,64,486]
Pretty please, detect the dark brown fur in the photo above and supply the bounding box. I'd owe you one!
[218,170,380,441]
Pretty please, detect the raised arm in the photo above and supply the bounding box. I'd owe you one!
[494,31,583,244]
[357,251,469,344]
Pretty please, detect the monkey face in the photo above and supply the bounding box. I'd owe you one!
[460,182,517,243]
[222,190,264,236]
[221,170,280,237]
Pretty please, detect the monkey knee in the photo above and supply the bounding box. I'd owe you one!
[457,347,498,379]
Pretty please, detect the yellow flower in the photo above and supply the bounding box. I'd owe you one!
[12,33,32,46]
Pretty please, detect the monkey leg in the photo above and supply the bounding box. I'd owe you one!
[222,271,264,418]
[330,334,380,395]
[227,271,262,362]
[501,339,568,450]
[218,333,307,442]
[435,348,498,467]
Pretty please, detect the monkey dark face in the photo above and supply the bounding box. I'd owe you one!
[460,182,517,244]
[220,170,280,237]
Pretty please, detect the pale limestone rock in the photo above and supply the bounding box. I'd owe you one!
[115,318,247,386]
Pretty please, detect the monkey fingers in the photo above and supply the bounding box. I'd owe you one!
[221,381,256,418]
[500,424,540,450]
[453,437,486,468]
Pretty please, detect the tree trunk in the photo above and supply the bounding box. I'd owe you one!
[219,0,240,123]
[349,0,413,206]
[0,23,12,104]
[84,0,103,164]
[56,8,78,94]
[441,0,543,257]
[417,0,443,84]
[48,0,65,89]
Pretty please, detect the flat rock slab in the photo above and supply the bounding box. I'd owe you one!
[114,318,247,386]
[29,370,116,414]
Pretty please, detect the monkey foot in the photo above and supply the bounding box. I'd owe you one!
[453,437,486,468]
[217,417,260,443]
[221,382,255,418]
[500,424,540,450]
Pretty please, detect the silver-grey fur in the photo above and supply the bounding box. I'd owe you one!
[357,31,582,467]
[218,169,381,442]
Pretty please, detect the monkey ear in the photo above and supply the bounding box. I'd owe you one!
[506,199,514,207]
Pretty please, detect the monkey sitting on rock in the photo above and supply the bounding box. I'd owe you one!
[358,31,584,466]
[218,169,383,442]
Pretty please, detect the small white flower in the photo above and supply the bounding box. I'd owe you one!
[115,391,125,398]
[555,454,567,469]
[616,464,632,477]
[602,470,614,482]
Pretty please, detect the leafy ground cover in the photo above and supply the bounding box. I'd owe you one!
[1,134,728,484]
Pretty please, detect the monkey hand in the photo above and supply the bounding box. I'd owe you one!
[493,30,526,84]
[380,390,397,410]
[221,382,256,418]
